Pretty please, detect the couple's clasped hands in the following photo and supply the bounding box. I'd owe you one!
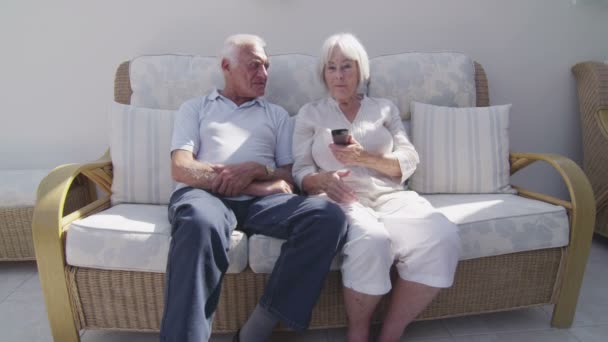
[208,135,367,202]
[324,135,365,204]
[210,162,293,197]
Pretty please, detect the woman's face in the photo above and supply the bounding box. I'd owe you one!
[324,48,359,102]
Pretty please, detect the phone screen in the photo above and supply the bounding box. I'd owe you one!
[331,129,349,145]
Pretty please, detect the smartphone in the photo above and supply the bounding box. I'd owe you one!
[331,129,350,145]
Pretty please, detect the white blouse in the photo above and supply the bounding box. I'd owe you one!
[292,96,419,202]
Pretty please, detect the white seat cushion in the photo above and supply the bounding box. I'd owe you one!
[248,234,342,274]
[424,194,570,260]
[66,204,248,273]
[0,169,50,207]
[247,194,569,273]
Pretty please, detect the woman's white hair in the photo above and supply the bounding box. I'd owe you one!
[219,34,266,65]
[318,33,370,87]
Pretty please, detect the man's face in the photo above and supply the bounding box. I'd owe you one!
[227,45,269,98]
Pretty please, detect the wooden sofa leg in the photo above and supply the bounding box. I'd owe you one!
[39,273,80,341]
[33,169,82,342]
[34,238,81,341]
[550,189,596,327]
[551,292,578,328]
[34,243,80,341]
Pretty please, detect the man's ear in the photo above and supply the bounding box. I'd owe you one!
[221,58,230,72]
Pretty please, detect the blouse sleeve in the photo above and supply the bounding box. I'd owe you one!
[386,101,419,184]
[292,104,320,190]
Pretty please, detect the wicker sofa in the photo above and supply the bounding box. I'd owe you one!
[33,53,596,342]
[572,61,608,238]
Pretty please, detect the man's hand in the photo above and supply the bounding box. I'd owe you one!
[210,162,265,197]
[244,180,294,197]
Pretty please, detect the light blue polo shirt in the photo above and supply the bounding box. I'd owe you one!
[171,89,294,198]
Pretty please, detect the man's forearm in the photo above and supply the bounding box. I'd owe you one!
[172,159,219,190]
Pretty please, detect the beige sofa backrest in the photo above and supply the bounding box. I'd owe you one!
[114,53,490,115]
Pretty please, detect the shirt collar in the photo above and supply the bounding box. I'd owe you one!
[209,89,266,108]
[327,94,366,109]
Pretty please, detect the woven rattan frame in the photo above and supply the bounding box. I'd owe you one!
[66,248,564,333]
[0,207,36,260]
[572,61,608,237]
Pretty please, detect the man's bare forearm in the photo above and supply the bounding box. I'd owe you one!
[179,163,219,189]
[172,151,219,190]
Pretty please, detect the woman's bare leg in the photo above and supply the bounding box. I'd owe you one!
[344,287,383,342]
[377,279,439,342]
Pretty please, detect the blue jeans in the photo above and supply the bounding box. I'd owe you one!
[160,187,347,342]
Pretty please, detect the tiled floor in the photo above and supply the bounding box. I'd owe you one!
[1,237,607,342]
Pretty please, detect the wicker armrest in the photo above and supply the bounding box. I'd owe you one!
[32,152,113,342]
[509,151,595,327]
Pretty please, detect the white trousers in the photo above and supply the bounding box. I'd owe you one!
[339,191,461,295]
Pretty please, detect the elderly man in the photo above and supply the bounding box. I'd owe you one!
[160,34,348,342]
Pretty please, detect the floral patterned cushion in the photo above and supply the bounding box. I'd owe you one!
[368,53,476,120]
[424,194,569,260]
[130,54,223,110]
[247,194,569,273]
[129,54,324,115]
[66,204,248,274]
[264,54,326,115]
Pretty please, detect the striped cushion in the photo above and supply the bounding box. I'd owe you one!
[109,102,176,204]
[410,102,513,194]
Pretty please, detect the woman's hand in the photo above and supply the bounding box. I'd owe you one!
[329,135,367,166]
[323,170,357,204]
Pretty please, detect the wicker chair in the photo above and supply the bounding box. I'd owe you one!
[0,208,35,261]
[32,57,596,342]
[0,171,86,261]
[572,61,608,238]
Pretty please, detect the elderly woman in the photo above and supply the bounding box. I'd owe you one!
[292,33,461,342]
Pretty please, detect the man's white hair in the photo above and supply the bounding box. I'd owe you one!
[318,33,370,87]
[220,34,266,65]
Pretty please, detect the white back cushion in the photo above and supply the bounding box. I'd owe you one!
[368,53,476,120]
[129,54,324,115]
[264,54,325,115]
[410,102,513,194]
[109,102,176,205]
[130,55,223,110]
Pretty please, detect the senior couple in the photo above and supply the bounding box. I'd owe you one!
[161,33,461,342]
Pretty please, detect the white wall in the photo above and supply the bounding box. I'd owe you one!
[1,0,607,198]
